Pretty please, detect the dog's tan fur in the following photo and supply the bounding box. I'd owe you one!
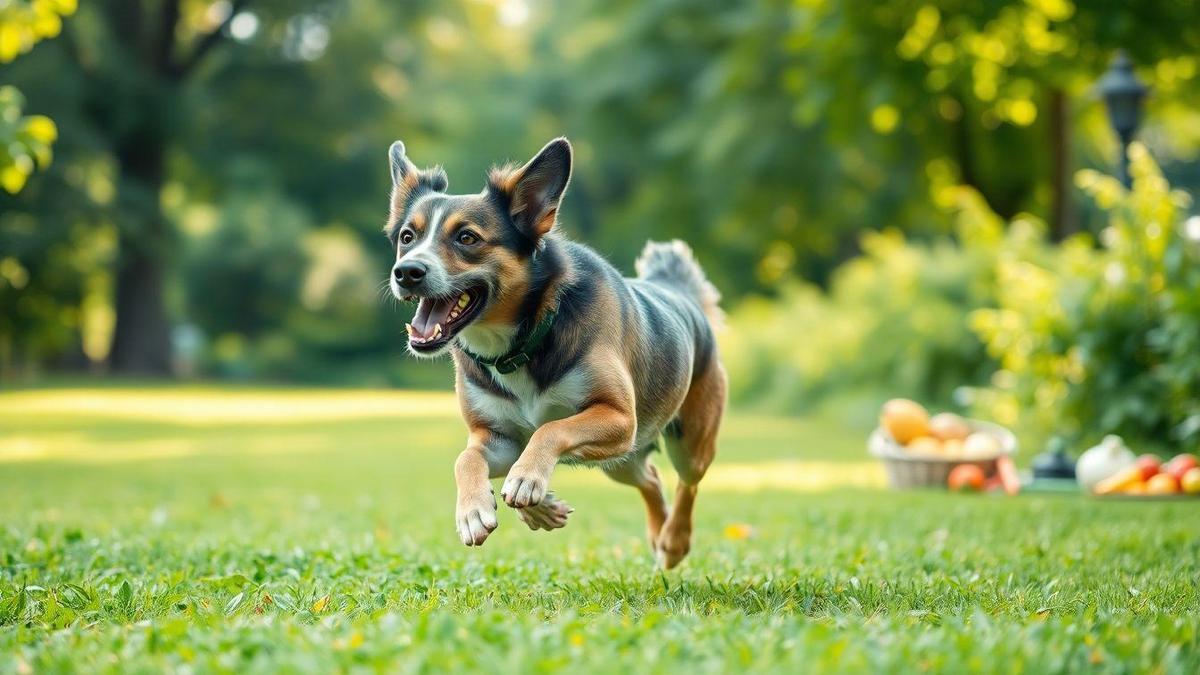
[386,138,725,568]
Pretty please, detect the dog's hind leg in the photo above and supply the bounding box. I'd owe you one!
[514,492,574,531]
[657,361,726,569]
[603,451,668,546]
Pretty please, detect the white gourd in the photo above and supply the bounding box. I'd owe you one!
[1076,435,1135,491]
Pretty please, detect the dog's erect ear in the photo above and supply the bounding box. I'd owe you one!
[388,140,448,214]
[497,138,572,239]
[389,141,417,188]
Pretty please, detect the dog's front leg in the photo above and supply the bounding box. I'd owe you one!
[501,401,635,508]
[454,427,518,546]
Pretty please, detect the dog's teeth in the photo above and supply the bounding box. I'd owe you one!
[434,323,443,336]
[450,310,460,319]
[457,294,469,309]
[405,323,415,337]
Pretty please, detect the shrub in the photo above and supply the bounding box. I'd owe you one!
[723,188,1047,412]
[971,145,1199,452]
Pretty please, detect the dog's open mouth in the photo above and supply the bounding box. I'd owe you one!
[406,287,487,352]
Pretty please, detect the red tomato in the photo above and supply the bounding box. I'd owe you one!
[947,464,986,492]
[1135,454,1162,481]
[1164,453,1199,481]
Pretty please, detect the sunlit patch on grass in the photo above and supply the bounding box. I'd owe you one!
[0,434,193,463]
[558,460,885,492]
[0,431,364,464]
[703,460,885,491]
[0,388,459,425]
[0,424,464,466]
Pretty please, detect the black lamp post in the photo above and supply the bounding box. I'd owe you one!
[1029,51,1151,484]
[1098,50,1148,188]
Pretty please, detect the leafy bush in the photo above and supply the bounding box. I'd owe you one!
[971,145,1200,452]
[723,189,1048,411]
[728,146,1200,455]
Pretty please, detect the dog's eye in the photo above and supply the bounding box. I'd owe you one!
[399,229,415,245]
[456,231,479,246]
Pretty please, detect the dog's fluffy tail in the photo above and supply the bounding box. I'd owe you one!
[635,240,723,328]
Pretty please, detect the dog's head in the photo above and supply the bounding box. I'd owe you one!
[385,138,572,357]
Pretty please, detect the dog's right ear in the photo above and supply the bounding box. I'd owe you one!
[388,140,448,215]
[489,138,573,240]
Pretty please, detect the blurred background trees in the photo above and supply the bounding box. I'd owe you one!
[3,0,1200,446]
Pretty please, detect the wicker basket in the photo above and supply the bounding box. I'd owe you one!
[868,420,1017,490]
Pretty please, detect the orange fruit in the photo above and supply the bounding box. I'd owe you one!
[881,399,930,444]
[928,413,971,442]
[947,464,986,492]
[941,438,965,458]
[1121,481,1148,495]
[906,436,942,456]
[1181,467,1200,495]
[1146,473,1180,495]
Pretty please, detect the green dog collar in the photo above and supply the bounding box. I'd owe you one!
[462,306,558,375]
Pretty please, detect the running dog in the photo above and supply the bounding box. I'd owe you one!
[384,137,726,568]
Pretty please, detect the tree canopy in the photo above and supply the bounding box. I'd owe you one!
[2,0,1199,381]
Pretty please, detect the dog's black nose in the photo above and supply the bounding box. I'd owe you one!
[394,260,427,288]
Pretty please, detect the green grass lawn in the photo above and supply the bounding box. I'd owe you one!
[1,385,1198,673]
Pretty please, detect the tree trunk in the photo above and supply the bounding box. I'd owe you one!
[85,0,237,374]
[1048,88,1075,239]
[108,134,173,375]
[109,245,172,374]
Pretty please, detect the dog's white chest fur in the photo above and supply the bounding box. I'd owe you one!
[469,367,590,441]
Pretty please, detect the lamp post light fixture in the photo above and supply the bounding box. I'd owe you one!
[1098,50,1148,188]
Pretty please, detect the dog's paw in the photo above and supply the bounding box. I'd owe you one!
[455,494,498,547]
[500,464,551,508]
[654,525,692,570]
[515,492,574,531]
[655,543,689,570]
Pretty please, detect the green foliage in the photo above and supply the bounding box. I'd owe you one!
[0,86,56,192]
[724,189,1054,410]
[972,145,1200,452]
[180,187,310,342]
[728,149,1200,455]
[0,0,73,193]
[2,385,1200,672]
[3,0,1200,379]
[0,0,74,62]
[548,0,1200,297]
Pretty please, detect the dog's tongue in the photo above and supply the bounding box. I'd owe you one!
[412,296,456,338]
